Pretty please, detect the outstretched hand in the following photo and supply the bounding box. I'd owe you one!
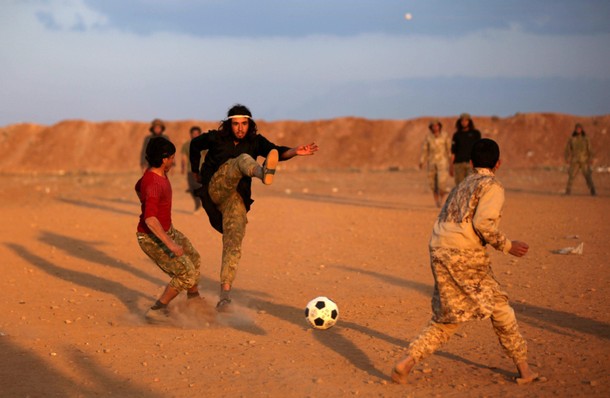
[296,142,319,156]
[509,240,529,257]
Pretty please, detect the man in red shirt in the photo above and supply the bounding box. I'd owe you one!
[136,136,202,323]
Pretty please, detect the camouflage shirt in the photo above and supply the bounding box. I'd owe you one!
[564,134,593,163]
[430,168,511,253]
[419,131,451,167]
[428,168,513,322]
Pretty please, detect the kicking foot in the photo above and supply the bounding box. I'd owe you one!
[145,307,171,324]
[262,149,279,185]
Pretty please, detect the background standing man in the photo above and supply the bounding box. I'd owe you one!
[450,113,481,186]
[419,119,452,207]
[564,123,596,196]
[140,118,168,173]
[181,125,206,213]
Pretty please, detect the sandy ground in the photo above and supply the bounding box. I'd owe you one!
[0,168,608,397]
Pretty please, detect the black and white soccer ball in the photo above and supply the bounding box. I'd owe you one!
[305,296,339,330]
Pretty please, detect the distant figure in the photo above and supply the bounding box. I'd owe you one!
[181,126,206,213]
[419,119,452,207]
[189,104,319,310]
[392,138,541,385]
[140,119,168,173]
[450,113,481,186]
[564,123,596,196]
[135,136,202,324]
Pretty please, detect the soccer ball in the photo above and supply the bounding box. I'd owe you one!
[305,296,339,330]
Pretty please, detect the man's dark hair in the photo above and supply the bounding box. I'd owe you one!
[218,103,258,139]
[189,126,202,135]
[471,138,500,169]
[572,123,586,136]
[455,117,475,132]
[146,136,176,167]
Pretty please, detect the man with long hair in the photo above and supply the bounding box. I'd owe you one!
[450,113,481,186]
[189,104,319,309]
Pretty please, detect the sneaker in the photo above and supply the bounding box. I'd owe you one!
[262,149,279,185]
[216,298,233,312]
[145,307,171,324]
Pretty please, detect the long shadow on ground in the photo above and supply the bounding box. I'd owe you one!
[336,264,610,340]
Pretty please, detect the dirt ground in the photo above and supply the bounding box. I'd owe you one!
[0,168,608,397]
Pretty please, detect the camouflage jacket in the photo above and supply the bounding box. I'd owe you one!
[419,131,451,166]
[564,134,593,163]
[430,168,511,254]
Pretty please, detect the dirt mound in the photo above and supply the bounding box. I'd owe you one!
[1,113,608,173]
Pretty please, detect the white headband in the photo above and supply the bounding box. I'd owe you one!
[227,115,251,119]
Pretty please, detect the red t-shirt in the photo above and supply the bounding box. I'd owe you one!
[135,170,172,233]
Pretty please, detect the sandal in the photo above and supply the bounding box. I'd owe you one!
[262,149,279,185]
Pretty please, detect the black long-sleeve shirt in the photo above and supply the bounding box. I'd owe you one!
[451,129,481,163]
[189,130,290,232]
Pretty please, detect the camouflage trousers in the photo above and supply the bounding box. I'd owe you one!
[407,295,528,365]
[453,162,472,186]
[566,161,596,194]
[427,161,451,194]
[136,226,201,291]
[208,154,259,286]
[407,247,528,365]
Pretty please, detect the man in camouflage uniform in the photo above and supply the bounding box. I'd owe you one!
[181,125,205,213]
[189,104,319,310]
[136,136,202,324]
[392,138,540,385]
[140,118,168,173]
[419,119,452,207]
[565,123,596,196]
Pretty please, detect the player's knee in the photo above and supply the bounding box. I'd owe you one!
[492,304,516,327]
[180,270,200,290]
[237,153,254,162]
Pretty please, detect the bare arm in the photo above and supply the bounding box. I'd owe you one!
[279,142,319,160]
[144,217,184,257]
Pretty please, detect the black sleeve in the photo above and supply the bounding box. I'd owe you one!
[256,135,291,160]
[451,132,457,155]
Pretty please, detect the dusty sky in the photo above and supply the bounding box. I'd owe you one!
[2,0,610,125]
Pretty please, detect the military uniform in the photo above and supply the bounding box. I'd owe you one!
[406,168,528,365]
[137,227,201,291]
[208,154,259,286]
[565,132,596,195]
[181,140,205,210]
[420,131,452,195]
[189,130,289,289]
